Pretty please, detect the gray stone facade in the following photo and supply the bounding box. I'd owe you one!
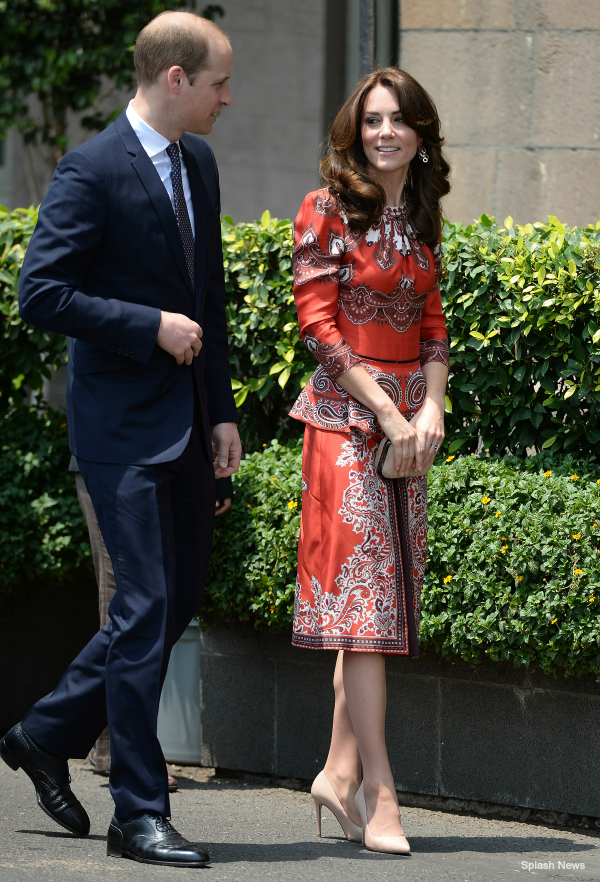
[400,0,600,226]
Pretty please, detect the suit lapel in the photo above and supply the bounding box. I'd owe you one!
[179,140,211,313]
[115,112,195,303]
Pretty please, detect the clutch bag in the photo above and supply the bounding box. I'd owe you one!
[374,437,428,480]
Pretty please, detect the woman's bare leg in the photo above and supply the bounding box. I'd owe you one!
[323,651,362,826]
[342,650,405,837]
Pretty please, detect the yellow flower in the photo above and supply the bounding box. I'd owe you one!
[590,596,596,603]
[495,511,501,518]
[501,536,507,541]
[481,496,491,504]
[470,453,475,456]
[270,476,278,482]
[551,618,557,624]
[287,500,298,509]
[574,568,583,575]
[270,605,276,614]
[501,546,508,553]
[262,443,267,447]
[572,533,581,540]
[571,474,579,481]
[446,455,455,462]
[515,576,523,582]
[247,504,251,508]
[597,479,600,484]
[544,470,552,477]
[443,575,453,583]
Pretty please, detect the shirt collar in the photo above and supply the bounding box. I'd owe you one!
[126,100,176,158]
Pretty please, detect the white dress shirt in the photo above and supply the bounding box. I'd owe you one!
[126,101,195,237]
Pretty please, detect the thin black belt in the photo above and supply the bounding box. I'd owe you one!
[355,353,419,365]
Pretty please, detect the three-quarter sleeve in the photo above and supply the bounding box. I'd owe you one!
[419,238,449,368]
[293,193,362,379]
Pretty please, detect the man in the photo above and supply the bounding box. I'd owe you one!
[0,12,241,868]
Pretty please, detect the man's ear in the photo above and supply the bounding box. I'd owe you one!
[166,65,186,95]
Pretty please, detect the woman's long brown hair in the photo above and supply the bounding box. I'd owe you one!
[320,68,450,246]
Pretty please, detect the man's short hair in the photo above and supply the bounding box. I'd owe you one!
[134,12,228,88]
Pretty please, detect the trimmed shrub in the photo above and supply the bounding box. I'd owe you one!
[202,437,302,630]
[203,443,600,677]
[441,215,600,456]
[0,205,67,412]
[0,407,91,603]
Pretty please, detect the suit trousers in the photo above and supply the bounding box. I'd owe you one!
[23,423,215,820]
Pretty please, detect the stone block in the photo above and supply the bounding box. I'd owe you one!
[440,681,539,806]
[401,0,515,30]
[443,147,496,223]
[496,148,600,227]
[199,650,276,774]
[440,679,600,816]
[532,34,600,148]
[517,0,600,30]
[399,32,532,146]
[274,657,335,780]
[386,668,440,795]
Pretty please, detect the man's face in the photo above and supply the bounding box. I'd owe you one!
[179,39,232,135]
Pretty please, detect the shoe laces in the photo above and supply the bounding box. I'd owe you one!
[155,817,175,834]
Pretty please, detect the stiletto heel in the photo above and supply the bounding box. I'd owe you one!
[314,800,322,837]
[310,770,363,842]
[355,783,411,855]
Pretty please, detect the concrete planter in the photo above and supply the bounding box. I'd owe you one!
[199,625,600,818]
[158,623,202,764]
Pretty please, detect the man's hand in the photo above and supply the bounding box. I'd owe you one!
[156,311,203,365]
[215,497,232,516]
[211,422,242,478]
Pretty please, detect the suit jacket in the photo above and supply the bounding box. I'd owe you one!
[19,110,237,465]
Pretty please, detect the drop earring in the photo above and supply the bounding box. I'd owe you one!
[418,145,429,163]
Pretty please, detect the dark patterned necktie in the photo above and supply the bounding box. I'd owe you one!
[166,142,195,288]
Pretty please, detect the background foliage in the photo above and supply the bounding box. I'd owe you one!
[0,406,90,604]
[0,0,223,191]
[204,441,600,677]
[202,438,301,630]
[442,215,600,457]
[0,206,67,412]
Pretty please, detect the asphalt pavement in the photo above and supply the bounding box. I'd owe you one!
[1,758,599,882]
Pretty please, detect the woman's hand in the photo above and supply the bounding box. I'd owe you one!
[377,405,419,477]
[411,397,445,474]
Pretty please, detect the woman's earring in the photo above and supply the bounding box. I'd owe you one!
[418,145,429,163]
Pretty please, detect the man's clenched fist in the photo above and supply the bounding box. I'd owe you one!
[156,311,203,365]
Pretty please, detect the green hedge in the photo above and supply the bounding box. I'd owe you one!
[442,215,600,456]
[3,206,600,457]
[0,206,67,412]
[0,407,91,603]
[203,442,600,678]
[222,212,600,456]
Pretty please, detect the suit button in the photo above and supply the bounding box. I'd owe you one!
[117,347,123,355]
[109,346,115,353]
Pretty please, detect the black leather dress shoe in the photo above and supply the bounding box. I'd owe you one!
[107,813,210,867]
[0,723,90,837]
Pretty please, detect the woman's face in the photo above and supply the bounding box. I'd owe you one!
[360,84,421,178]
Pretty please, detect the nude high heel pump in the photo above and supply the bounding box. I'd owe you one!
[311,770,363,842]
[355,783,411,855]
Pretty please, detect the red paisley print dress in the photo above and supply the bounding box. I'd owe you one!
[290,189,449,655]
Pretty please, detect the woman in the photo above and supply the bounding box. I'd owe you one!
[289,68,450,855]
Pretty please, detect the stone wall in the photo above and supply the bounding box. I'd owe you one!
[399,0,600,226]
[199,626,600,818]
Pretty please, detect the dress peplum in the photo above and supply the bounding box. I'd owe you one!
[290,188,449,655]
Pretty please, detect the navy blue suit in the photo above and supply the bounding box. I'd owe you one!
[18,111,237,820]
